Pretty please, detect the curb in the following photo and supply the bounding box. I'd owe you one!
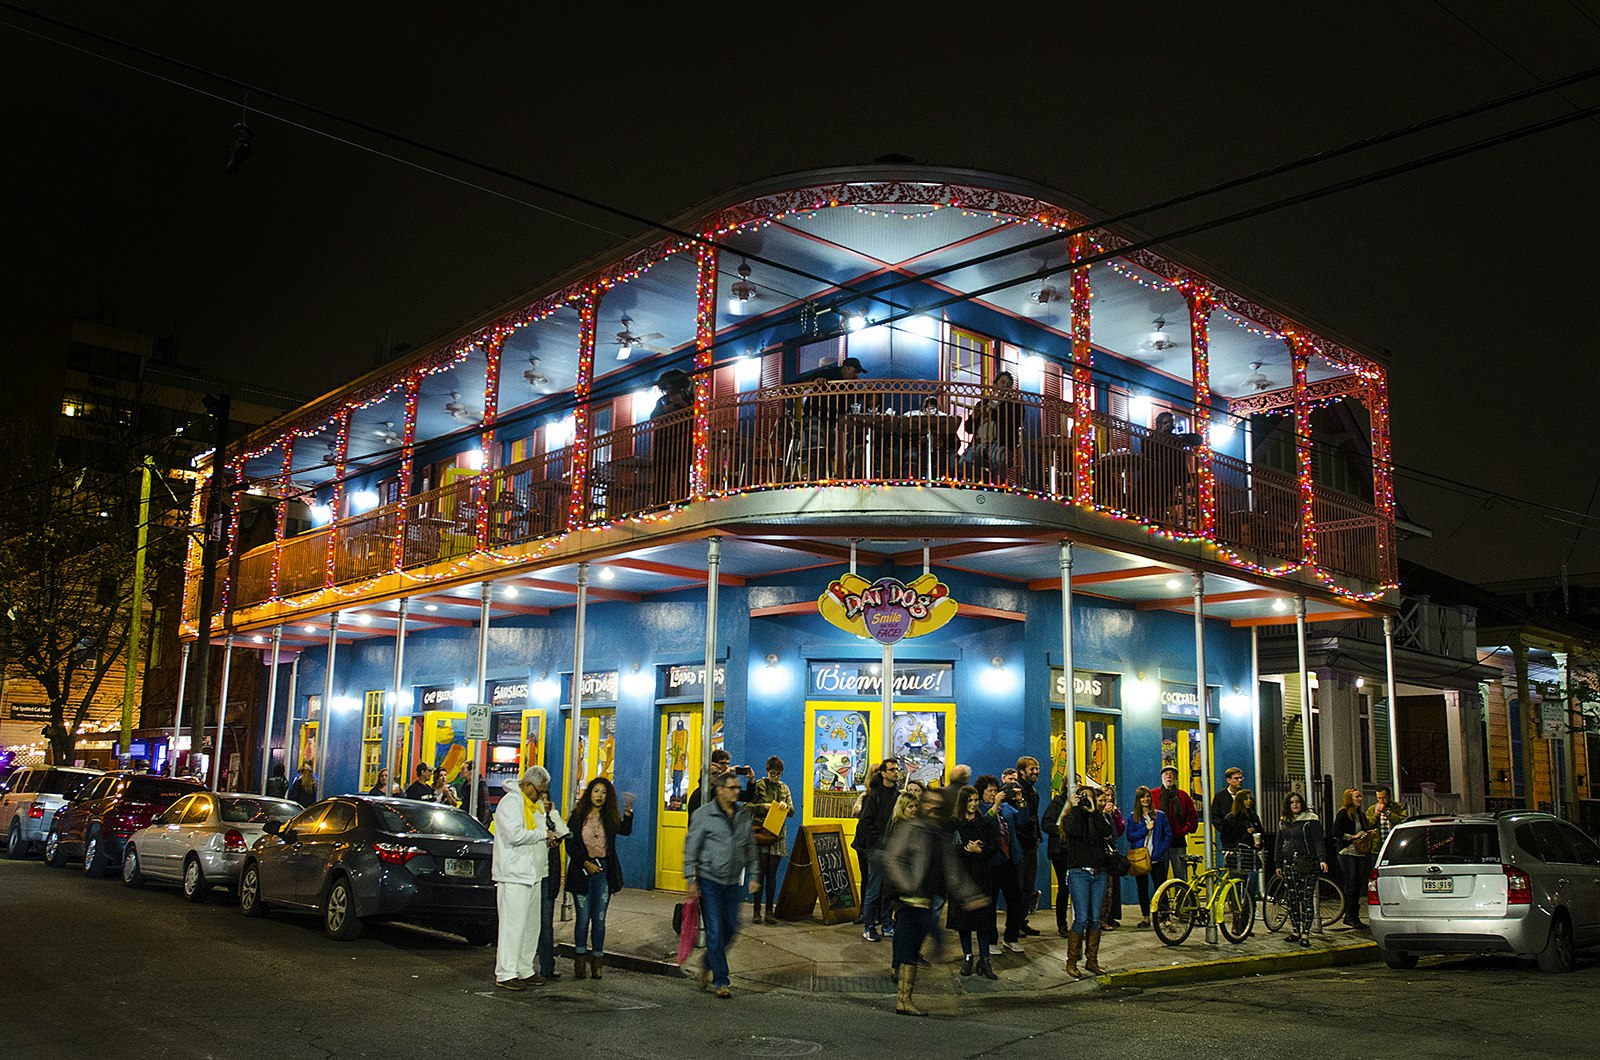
[1093,940,1378,989]
[554,942,684,978]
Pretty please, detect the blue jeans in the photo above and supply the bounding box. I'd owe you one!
[699,877,744,989]
[537,875,559,976]
[572,866,612,955]
[1067,868,1108,935]
[860,850,885,929]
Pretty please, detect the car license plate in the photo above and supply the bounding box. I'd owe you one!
[444,858,475,878]
[1421,877,1454,894]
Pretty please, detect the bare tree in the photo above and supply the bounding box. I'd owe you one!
[0,417,182,763]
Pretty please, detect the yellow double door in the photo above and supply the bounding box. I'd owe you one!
[654,705,722,891]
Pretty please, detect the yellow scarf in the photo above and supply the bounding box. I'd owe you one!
[489,783,542,836]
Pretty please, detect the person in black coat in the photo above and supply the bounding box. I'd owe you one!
[1060,784,1114,979]
[947,785,999,979]
[1014,756,1043,936]
[853,758,901,942]
[563,777,634,979]
[286,762,317,806]
[1041,779,1072,937]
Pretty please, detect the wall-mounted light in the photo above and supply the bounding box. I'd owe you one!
[331,696,361,712]
[302,625,317,634]
[1208,419,1235,448]
[622,663,652,696]
[736,355,762,390]
[597,567,615,583]
[757,653,787,695]
[349,489,379,515]
[452,685,473,705]
[309,504,333,526]
[1497,769,1510,784]
[1272,598,1288,613]
[533,672,560,701]
[983,656,1016,694]
[1124,672,1157,711]
[1355,676,1365,689]
[461,449,486,471]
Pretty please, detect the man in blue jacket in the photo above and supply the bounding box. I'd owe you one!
[684,771,760,998]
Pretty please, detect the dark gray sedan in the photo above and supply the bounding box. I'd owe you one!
[237,796,497,943]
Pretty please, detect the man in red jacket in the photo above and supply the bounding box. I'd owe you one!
[1153,765,1197,880]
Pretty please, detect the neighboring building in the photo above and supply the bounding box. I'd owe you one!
[1,308,303,765]
[1257,560,1501,819]
[1483,571,1600,626]
[187,166,1401,897]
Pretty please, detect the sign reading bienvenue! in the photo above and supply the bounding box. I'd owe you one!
[664,664,726,699]
[1047,669,1117,710]
[1160,681,1221,722]
[808,661,953,699]
[819,573,957,646]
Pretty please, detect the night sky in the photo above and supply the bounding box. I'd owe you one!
[6,4,1599,589]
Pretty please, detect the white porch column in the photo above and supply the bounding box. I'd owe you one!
[1383,614,1401,797]
[1059,541,1077,789]
[1295,596,1315,796]
[472,582,493,820]
[1192,572,1214,874]
[170,642,190,775]
[564,562,590,812]
[282,654,300,775]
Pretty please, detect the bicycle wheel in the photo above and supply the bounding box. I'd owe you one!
[1152,879,1196,946]
[1262,874,1288,933]
[1217,879,1255,943]
[1314,876,1344,931]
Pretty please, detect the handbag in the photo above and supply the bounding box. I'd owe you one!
[1291,851,1317,874]
[753,799,788,847]
[1106,845,1130,877]
[1126,847,1152,877]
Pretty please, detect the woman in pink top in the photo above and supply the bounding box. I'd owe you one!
[563,777,634,979]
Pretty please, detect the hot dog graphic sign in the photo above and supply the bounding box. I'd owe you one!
[818,573,957,645]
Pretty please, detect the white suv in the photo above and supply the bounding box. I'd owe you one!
[1368,811,1600,973]
[1,766,103,859]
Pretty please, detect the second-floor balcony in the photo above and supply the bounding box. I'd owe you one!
[199,377,1394,622]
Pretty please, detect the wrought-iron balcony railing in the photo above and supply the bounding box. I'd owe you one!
[198,379,1394,620]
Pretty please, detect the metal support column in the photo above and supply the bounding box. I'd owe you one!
[472,582,493,821]
[1193,571,1217,943]
[259,626,283,793]
[170,642,190,775]
[564,563,590,813]
[1250,625,1264,897]
[388,599,409,793]
[211,634,235,791]
[701,539,722,806]
[282,655,300,776]
[316,615,340,798]
[1059,542,1077,789]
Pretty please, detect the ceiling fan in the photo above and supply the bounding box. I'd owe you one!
[373,421,401,447]
[611,316,667,361]
[1141,318,1184,356]
[1243,362,1276,392]
[522,356,550,388]
[444,391,478,423]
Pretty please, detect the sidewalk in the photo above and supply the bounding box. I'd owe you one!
[563,888,1377,997]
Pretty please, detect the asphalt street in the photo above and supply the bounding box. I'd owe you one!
[1,857,1592,1060]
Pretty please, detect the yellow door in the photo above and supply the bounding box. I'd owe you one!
[1161,721,1216,858]
[1048,712,1118,906]
[655,705,721,891]
[804,701,876,850]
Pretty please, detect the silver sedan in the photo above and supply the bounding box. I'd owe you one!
[122,792,302,900]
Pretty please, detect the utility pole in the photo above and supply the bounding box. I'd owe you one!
[186,395,230,777]
[119,460,153,758]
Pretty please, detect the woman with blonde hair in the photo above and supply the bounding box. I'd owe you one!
[1330,787,1372,929]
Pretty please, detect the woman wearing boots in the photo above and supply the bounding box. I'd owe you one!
[884,786,985,1016]
[1275,790,1326,947]
[948,785,999,980]
[748,756,794,924]
[564,777,635,979]
[1041,779,1071,937]
[1060,782,1113,979]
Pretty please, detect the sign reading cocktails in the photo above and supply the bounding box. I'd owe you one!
[818,573,957,645]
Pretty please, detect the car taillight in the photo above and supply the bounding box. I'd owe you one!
[1504,865,1532,905]
[1367,869,1380,905]
[223,829,248,853]
[373,842,423,865]
[27,803,44,819]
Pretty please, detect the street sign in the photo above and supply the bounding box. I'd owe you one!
[465,703,491,741]
[1540,699,1566,739]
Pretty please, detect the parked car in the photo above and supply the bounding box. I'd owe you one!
[1,765,103,859]
[238,796,496,944]
[1369,811,1600,972]
[121,792,302,900]
[45,772,205,877]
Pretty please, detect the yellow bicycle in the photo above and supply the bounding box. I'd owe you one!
[1151,855,1255,945]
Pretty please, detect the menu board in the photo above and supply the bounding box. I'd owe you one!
[774,823,858,925]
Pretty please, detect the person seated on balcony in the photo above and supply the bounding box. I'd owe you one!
[793,356,867,478]
[1144,412,1203,519]
[959,370,1020,483]
[650,369,694,506]
[907,396,960,480]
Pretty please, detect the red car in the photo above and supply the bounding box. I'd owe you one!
[45,772,205,877]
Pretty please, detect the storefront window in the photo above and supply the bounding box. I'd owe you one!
[812,708,870,817]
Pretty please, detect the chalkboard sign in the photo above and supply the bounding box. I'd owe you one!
[774,823,859,925]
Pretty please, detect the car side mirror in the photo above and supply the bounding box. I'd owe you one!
[151,814,167,827]
[264,820,284,836]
